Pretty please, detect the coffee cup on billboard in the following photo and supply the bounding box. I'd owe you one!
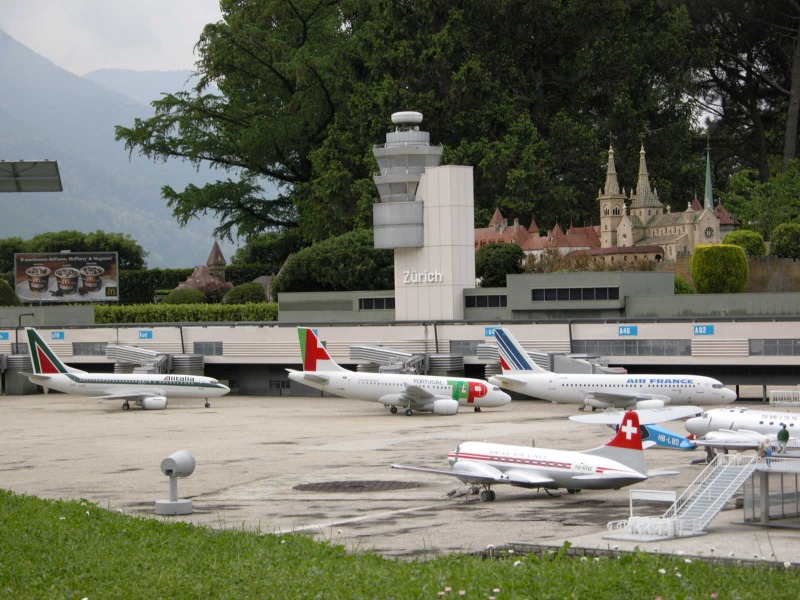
[54,266,80,294]
[26,266,51,292]
[80,265,104,291]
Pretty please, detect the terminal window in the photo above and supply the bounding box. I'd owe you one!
[193,341,223,356]
[531,287,620,302]
[574,339,691,356]
[750,339,800,356]
[359,297,396,310]
[465,295,507,308]
[72,342,108,356]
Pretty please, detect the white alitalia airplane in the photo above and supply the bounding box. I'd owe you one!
[393,410,655,500]
[23,327,230,410]
[286,327,511,415]
[487,327,737,410]
[685,407,800,451]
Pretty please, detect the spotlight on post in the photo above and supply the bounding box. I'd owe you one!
[155,450,195,515]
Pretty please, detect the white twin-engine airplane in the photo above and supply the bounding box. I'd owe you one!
[685,407,800,451]
[23,327,230,410]
[393,410,655,500]
[487,327,737,410]
[286,327,511,415]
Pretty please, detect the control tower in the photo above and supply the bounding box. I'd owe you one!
[372,112,475,321]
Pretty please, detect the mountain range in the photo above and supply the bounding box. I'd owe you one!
[0,28,238,268]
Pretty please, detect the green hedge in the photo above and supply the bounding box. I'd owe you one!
[119,269,193,304]
[691,244,749,293]
[95,302,278,324]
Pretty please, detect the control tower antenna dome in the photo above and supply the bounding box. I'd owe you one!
[391,111,423,130]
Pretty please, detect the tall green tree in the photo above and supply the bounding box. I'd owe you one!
[117,0,702,246]
[476,243,525,287]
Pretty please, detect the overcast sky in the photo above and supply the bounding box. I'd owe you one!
[0,0,223,75]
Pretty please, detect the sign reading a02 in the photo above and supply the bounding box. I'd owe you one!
[693,325,715,336]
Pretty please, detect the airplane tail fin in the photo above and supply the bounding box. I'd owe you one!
[25,328,84,375]
[493,327,549,373]
[582,410,647,474]
[297,327,346,372]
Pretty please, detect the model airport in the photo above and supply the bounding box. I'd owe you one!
[2,112,800,562]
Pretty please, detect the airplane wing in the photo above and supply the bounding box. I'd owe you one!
[488,374,532,385]
[401,384,436,401]
[585,391,672,406]
[569,406,702,426]
[286,369,330,385]
[391,464,500,485]
[391,463,556,487]
[91,391,164,401]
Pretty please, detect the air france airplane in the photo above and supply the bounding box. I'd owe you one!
[23,327,230,410]
[487,327,737,410]
[286,327,511,415]
[393,410,653,500]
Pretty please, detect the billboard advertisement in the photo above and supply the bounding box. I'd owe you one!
[14,252,119,303]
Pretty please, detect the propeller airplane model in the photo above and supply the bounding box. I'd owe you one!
[392,410,663,500]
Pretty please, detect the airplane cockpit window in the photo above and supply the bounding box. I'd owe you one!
[712,384,724,389]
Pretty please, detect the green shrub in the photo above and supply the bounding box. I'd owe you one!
[161,288,208,304]
[724,230,766,256]
[476,242,525,287]
[224,282,266,304]
[674,274,694,294]
[770,222,800,259]
[691,244,748,293]
[0,277,22,306]
[119,269,193,304]
[95,302,278,323]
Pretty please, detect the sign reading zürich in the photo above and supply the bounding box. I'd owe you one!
[403,269,444,284]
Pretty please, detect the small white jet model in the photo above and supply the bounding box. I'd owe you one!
[393,410,653,500]
[685,407,800,451]
[23,327,230,410]
[286,327,511,415]
[488,327,737,410]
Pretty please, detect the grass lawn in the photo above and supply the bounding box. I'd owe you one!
[0,489,797,599]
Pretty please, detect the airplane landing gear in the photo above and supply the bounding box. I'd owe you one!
[122,401,130,411]
[390,406,398,414]
[567,488,580,494]
[479,489,496,502]
[205,401,211,408]
[405,408,413,416]
[474,407,481,413]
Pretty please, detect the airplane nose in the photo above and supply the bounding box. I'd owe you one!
[685,417,707,436]
[500,391,511,405]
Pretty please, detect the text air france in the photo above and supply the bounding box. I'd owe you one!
[627,377,694,384]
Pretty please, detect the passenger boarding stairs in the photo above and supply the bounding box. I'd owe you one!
[607,453,760,540]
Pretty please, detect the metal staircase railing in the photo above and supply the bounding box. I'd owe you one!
[608,453,760,539]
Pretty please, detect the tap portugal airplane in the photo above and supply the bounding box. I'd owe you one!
[286,327,511,416]
[488,327,737,410]
[23,327,230,410]
[393,410,658,500]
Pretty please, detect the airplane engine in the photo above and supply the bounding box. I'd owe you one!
[584,398,614,410]
[634,399,667,409]
[428,399,459,415]
[141,396,168,410]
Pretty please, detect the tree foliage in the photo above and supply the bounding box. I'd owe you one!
[674,274,695,294]
[270,229,392,299]
[223,282,267,304]
[720,160,800,239]
[476,243,525,287]
[723,229,766,256]
[116,0,703,246]
[229,229,305,275]
[770,222,800,258]
[691,244,749,293]
[0,278,22,306]
[161,288,209,304]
